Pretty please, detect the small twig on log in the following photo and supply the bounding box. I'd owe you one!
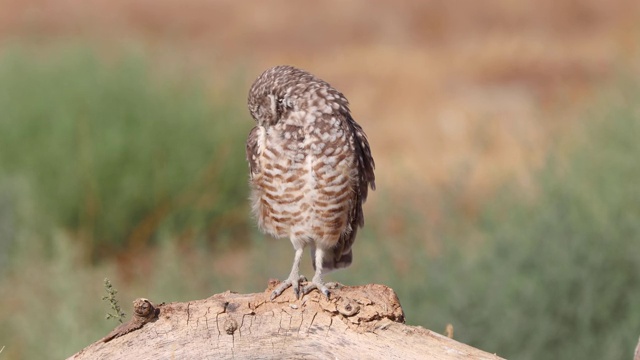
[102,298,159,343]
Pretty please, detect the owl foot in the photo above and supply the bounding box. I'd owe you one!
[302,280,335,299]
[271,275,307,301]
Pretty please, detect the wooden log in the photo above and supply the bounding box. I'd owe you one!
[70,282,503,360]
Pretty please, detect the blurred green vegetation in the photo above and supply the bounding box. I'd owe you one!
[0,46,250,260]
[349,86,640,359]
[0,46,639,359]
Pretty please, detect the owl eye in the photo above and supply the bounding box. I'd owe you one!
[277,97,291,110]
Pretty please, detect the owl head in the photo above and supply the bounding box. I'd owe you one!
[247,65,348,127]
[247,65,301,127]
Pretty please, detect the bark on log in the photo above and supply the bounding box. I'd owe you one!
[70,282,503,360]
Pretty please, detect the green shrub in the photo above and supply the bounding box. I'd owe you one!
[329,84,640,359]
[0,46,250,257]
[416,86,640,359]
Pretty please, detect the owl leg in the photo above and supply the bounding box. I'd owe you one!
[270,247,305,301]
[302,247,331,299]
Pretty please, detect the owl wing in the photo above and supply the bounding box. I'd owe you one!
[350,116,376,204]
[327,114,376,270]
[246,126,261,178]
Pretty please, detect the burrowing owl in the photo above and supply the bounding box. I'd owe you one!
[246,65,375,300]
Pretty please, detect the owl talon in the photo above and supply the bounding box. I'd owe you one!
[302,281,331,299]
[325,282,341,290]
[270,274,306,301]
[322,288,331,299]
[270,282,291,301]
[294,274,309,299]
[270,289,284,301]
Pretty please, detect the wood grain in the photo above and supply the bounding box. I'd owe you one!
[70,283,503,360]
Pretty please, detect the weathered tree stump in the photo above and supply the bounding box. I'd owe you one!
[70,282,503,359]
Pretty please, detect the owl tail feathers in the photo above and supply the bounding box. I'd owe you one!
[331,249,353,270]
[311,248,353,273]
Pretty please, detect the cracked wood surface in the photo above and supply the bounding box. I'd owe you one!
[69,283,503,360]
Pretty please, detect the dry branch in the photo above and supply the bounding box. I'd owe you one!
[70,283,503,360]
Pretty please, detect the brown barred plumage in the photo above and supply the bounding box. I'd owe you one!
[247,65,375,300]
